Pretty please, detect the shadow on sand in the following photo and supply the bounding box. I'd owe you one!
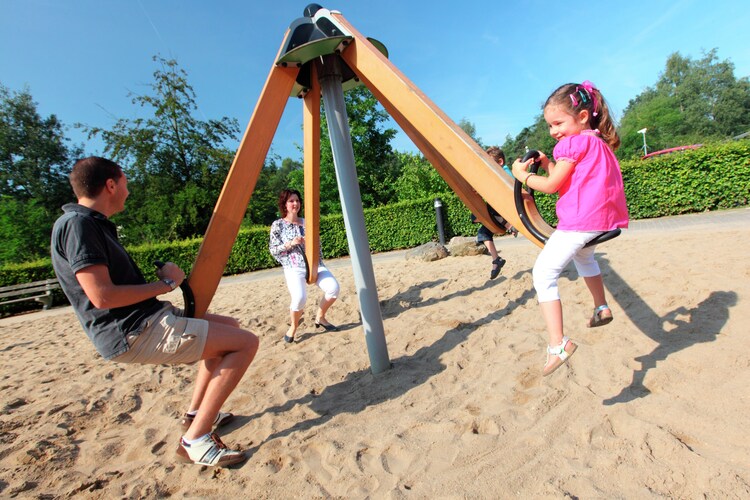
[597,255,736,405]
[239,269,535,457]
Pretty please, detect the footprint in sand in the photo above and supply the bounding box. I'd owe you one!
[300,441,338,481]
[379,442,416,475]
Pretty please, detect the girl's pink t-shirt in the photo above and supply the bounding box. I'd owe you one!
[552,130,629,231]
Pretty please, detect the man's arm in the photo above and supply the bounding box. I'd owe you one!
[76,263,183,309]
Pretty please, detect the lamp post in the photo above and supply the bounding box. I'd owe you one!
[637,128,648,155]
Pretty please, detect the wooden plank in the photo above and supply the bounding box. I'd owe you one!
[188,62,299,317]
[0,288,53,299]
[303,69,321,284]
[1,294,50,305]
[0,279,59,293]
[333,12,549,247]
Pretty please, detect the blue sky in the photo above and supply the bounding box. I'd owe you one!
[2,0,749,161]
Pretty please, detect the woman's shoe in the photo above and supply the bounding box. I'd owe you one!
[542,336,577,376]
[587,305,613,328]
[315,321,339,332]
[283,335,294,343]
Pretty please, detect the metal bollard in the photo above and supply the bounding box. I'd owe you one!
[434,198,446,245]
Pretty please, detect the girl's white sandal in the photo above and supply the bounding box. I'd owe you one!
[543,336,578,376]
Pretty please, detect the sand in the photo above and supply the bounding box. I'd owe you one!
[1,209,749,498]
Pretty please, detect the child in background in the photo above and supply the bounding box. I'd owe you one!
[472,146,515,280]
[512,81,629,376]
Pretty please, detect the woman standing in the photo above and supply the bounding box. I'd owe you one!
[269,189,340,343]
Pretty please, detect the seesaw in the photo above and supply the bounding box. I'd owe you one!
[183,4,609,373]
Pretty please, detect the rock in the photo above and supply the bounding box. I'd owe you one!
[447,240,488,257]
[405,242,449,262]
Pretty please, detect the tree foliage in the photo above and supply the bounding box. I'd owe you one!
[245,156,303,226]
[82,56,241,242]
[315,86,399,215]
[500,50,750,161]
[458,118,483,148]
[618,49,750,158]
[0,83,82,264]
[501,114,556,161]
[393,151,449,201]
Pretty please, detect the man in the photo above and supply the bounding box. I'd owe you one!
[51,156,259,467]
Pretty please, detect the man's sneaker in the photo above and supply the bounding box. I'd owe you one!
[180,411,234,431]
[176,433,247,467]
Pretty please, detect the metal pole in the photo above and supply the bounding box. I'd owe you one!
[638,128,648,155]
[434,198,445,245]
[316,55,391,374]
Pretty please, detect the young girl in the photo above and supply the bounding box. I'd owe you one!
[512,81,629,376]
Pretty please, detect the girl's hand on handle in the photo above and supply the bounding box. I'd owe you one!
[512,158,533,182]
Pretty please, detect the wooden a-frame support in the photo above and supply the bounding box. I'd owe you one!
[186,9,553,370]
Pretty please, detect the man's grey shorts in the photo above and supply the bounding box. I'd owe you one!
[112,304,209,365]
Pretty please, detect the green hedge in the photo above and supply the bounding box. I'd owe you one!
[2,140,748,316]
[620,141,749,218]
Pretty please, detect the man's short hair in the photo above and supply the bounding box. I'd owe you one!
[69,157,123,199]
[485,146,506,164]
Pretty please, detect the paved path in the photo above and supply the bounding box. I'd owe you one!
[2,207,748,325]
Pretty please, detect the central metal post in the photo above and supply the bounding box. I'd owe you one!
[316,55,391,374]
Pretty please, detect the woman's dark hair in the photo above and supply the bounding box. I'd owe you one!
[278,188,303,217]
[69,156,123,199]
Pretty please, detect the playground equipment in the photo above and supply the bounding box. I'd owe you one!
[185,4,556,373]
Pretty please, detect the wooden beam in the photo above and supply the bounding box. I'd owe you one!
[303,68,321,284]
[333,12,550,247]
[188,62,299,317]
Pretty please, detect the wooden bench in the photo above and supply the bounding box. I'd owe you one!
[0,279,60,310]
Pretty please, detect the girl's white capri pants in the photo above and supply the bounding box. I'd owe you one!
[533,230,604,303]
[283,264,340,311]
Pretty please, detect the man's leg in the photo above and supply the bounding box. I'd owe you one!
[185,314,239,415]
[183,317,259,440]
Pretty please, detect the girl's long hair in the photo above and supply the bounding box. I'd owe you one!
[544,82,620,151]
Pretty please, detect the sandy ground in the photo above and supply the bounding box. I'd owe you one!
[1,209,749,498]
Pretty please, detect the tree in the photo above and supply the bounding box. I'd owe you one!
[393,151,449,201]
[0,196,52,264]
[0,83,82,263]
[458,118,483,148]
[244,155,303,226]
[618,50,750,158]
[316,86,399,215]
[501,114,556,161]
[83,56,240,242]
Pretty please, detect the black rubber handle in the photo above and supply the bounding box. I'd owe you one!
[513,149,548,244]
[153,260,196,318]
